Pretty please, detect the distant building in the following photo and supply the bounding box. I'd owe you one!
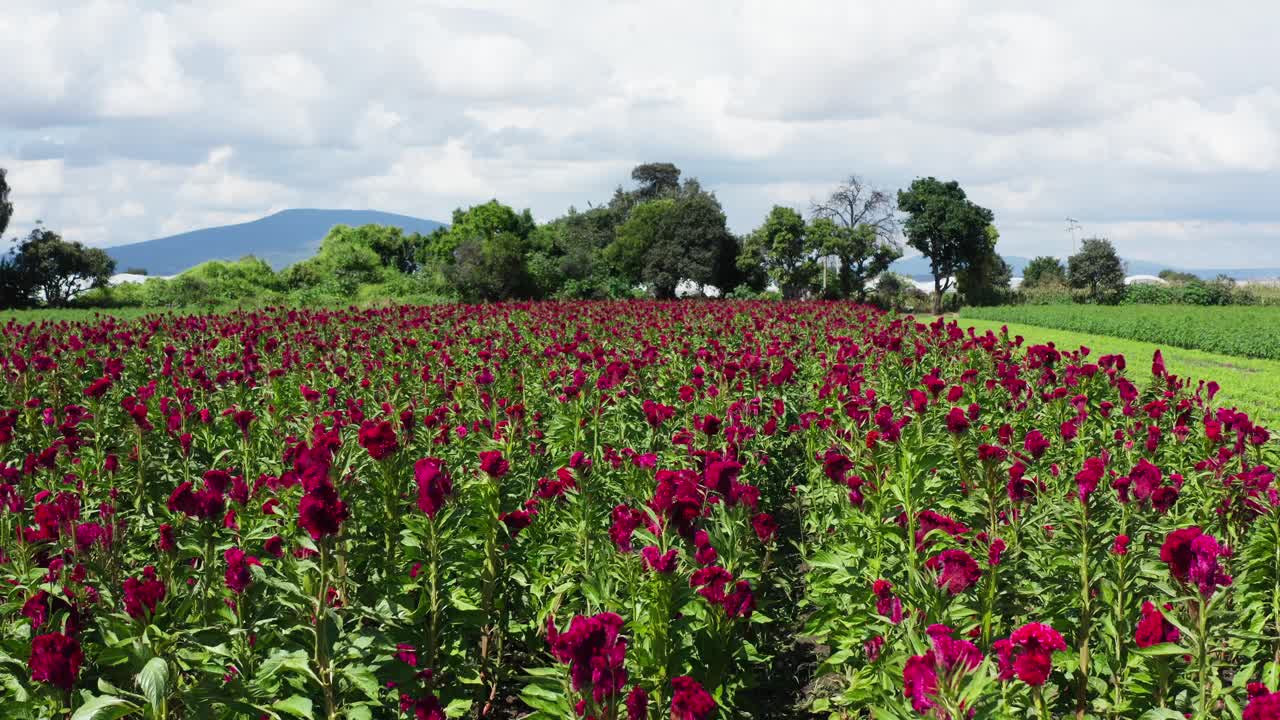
[1123,274,1168,285]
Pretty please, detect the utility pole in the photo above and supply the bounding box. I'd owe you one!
[1065,217,1082,255]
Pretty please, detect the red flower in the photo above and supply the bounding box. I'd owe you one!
[1111,534,1130,555]
[500,509,535,536]
[1023,429,1050,459]
[414,457,453,518]
[1134,601,1180,648]
[358,419,399,460]
[29,632,83,690]
[479,450,509,478]
[925,549,981,595]
[1245,689,1280,720]
[670,675,716,720]
[995,623,1065,686]
[1160,527,1232,596]
[547,612,628,703]
[945,407,969,434]
[298,480,349,540]
[904,625,982,713]
[1075,456,1106,502]
[122,567,166,619]
[641,546,678,574]
[872,579,903,624]
[751,512,778,543]
[223,547,261,594]
[84,376,113,398]
[626,686,649,720]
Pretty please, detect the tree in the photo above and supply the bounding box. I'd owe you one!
[435,201,538,302]
[607,179,735,298]
[0,168,12,239]
[738,206,817,300]
[1021,256,1066,289]
[810,176,902,300]
[1157,269,1198,284]
[897,177,995,313]
[9,227,116,307]
[630,163,682,201]
[1068,237,1126,303]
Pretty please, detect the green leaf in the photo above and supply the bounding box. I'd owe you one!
[258,649,320,684]
[272,695,315,718]
[1138,710,1188,720]
[70,695,142,720]
[340,666,381,702]
[1134,643,1186,657]
[137,657,169,711]
[444,699,473,718]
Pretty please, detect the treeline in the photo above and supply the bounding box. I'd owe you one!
[1016,240,1271,306]
[2,163,1018,312]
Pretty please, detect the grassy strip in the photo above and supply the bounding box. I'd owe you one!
[962,304,1280,360]
[952,316,1280,429]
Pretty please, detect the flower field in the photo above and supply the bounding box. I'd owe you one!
[2,301,1279,720]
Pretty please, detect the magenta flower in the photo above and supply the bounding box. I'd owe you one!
[994,623,1065,686]
[414,457,453,518]
[926,549,981,595]
[1134,601,1180,648]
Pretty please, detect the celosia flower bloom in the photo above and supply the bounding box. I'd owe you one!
[29,632,84,690]
[414,457,453,518]
[1134,601,1180,648]
[547,612,628,703]
[1160,526,1232,596]
[224,547,261,594]
[670,675,716,720]
[994,623,1066,686]
[925,549,981,595]
[122,566,166,619]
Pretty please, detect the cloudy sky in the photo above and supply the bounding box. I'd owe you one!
[3,1,1279,267]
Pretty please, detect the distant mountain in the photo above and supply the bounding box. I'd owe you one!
[889,254,1280,282]
[106,209,446,276]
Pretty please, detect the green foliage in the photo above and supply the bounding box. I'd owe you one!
[1067,237,1126,304]
[962,304,1280,359]
[609,183,735,298]
[630,162,682,201]
[0,168,11,239]
[5,227,116,307]
[810,175,902,301]
[1158,269,1199,284]
[896,177,995,312]
[1021,256,1066,289]
[738,206,816,299]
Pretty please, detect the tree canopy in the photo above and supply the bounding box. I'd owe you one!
[0,168,12,240]
[809,176,901,301]
[1021,256,1067,289]
[739,206,816,300]
[6,228,116,307]
[1068,237,1126,304]
[897,177,995,313]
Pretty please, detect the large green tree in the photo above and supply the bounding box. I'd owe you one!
[8,227,116,307]
[436,201,539,302]
[897,177,995,313]
[1021,255,1066,289]
[0,168,12,239]
[605,173,736,298]
[809,176,902,300]
[738,206,817,300]
[1068,237,1126,303]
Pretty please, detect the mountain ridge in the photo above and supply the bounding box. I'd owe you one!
[106,209,446,276]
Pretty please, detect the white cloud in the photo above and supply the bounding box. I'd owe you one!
[0,0,1277,265]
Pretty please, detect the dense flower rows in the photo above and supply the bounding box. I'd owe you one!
[0,301,1277,719]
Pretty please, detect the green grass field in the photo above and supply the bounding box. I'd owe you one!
[951,316,1280,428]
[962,303,1280,359]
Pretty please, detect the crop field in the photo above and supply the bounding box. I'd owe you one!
[2,301,1279,719]
[962,304,1280,360]
[953,317,1280,430]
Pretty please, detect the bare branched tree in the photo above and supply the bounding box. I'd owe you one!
[810,175,899,245]
[809,176,902,301]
